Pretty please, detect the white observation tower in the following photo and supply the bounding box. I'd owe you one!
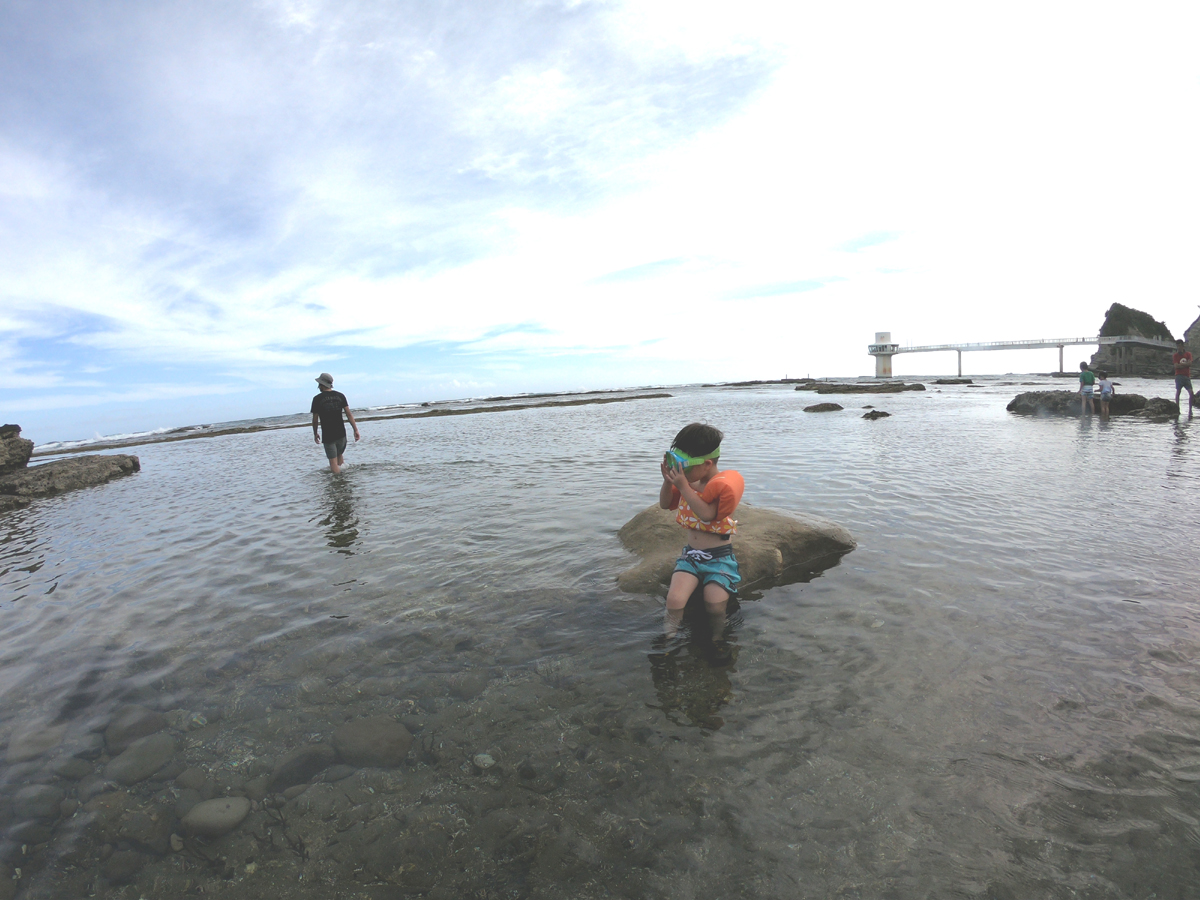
[868,332,900,377]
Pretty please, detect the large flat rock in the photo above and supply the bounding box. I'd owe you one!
[617,503,855,596]
[1006,391,1178,418]
[0,454,140,500]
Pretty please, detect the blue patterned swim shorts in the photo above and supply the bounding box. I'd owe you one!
[673,544,741,595]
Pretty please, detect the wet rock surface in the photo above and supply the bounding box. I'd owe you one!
[803,402,843,412]
[0,453,140,506]
[333,717,413,768]
[616,503,856,595]
[103,733,176,786]
[862,410,891,419]
[181,797,251,837]
[1006,391,1177,418]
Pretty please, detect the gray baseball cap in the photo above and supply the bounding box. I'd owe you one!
[316,372,334,387]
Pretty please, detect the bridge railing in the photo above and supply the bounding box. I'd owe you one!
[882,335,1176,354]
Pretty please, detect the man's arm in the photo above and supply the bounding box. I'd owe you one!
[312,412,321,444]
[344,406,361,441]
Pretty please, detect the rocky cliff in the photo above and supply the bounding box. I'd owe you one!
[1088,303,1177,377]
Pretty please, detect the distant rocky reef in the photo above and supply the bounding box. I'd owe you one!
[0,425,140,513]
[1088,303,1199,377]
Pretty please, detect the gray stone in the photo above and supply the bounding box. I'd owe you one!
[803,402,843,412]
[173,788,201,819]
[181,797,250,837]
[269,744,336,792]
[0,426,33,475]
[617,503,856,595]
[78,774,119,803]
[104,733,176,786]
[333,717,413,768]
[862,410,891,419]
[449,671,488,700]
[52,757,93,780]
[0,454,140,501]
[13,784,65,821]
[4,723,67,763]
[105,705,166,754]
[117,806,175,855]
[102,849,149,885]
[174,766,208,791]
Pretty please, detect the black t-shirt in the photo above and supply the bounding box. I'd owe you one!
[311,390,349,442]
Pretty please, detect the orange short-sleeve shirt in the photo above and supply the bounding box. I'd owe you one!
[668,470,745,534]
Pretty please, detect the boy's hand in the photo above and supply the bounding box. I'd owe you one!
[661,458,689,490]
[354,429,361,441]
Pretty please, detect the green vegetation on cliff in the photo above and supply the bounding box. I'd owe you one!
[1098,303,1174,340]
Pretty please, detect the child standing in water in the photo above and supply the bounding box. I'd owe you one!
[658,423,744,646]
[1097,370,1115,417]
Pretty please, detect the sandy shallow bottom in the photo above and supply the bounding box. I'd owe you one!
[2,379,1199,899]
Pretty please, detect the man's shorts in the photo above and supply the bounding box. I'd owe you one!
[1080,387,1094,397]
[1176,376,1194,393]
[673,544,741,595]
[323,437,347,459]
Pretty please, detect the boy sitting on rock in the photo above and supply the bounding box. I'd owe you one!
[658,423,744,648]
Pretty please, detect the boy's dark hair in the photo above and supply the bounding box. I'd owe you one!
[672,423,723,456]
[1079,362,1089,370]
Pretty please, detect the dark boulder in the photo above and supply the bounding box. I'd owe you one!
[803,403,843,412]
[1005,391,1167,417]
[0,426,33,474]
[862,410,891,419]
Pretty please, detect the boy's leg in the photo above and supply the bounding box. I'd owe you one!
[703,582,730,644]
[665,571,699,637]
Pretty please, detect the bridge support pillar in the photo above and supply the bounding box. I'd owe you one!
[957,350,962,377]
[1058,345,1064,374]
[875,353,894,377]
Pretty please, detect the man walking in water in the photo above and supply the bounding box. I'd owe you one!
[1173,339,1195,413]
[311,373,360,473]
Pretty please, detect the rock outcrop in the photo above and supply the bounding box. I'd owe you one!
[617,503,855,596]
[1006,391,1178,418]
[797,382,925,394]
[0,425,34,474]
[862,410,891,419]
[0,452,140,512]
[803,403,843,412]
[1088,303,1177,377]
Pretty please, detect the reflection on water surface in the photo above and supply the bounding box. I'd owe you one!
[0,379,1198,898]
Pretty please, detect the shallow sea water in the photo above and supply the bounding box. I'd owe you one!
[2,378,1199,899]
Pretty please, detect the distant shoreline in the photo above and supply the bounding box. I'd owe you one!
[32,392,673,457]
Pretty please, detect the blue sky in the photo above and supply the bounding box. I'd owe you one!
[3,0,1200,443]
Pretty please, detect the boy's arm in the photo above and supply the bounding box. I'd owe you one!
[312,412,320,444]
[344,406,361,440]
[663,465,719,520]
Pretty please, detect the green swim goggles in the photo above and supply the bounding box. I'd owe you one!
[665,446,721,470]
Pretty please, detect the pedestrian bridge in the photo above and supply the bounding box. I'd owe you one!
[867,333,1175,377]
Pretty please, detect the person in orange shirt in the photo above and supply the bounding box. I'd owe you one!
[658,423,744,648]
